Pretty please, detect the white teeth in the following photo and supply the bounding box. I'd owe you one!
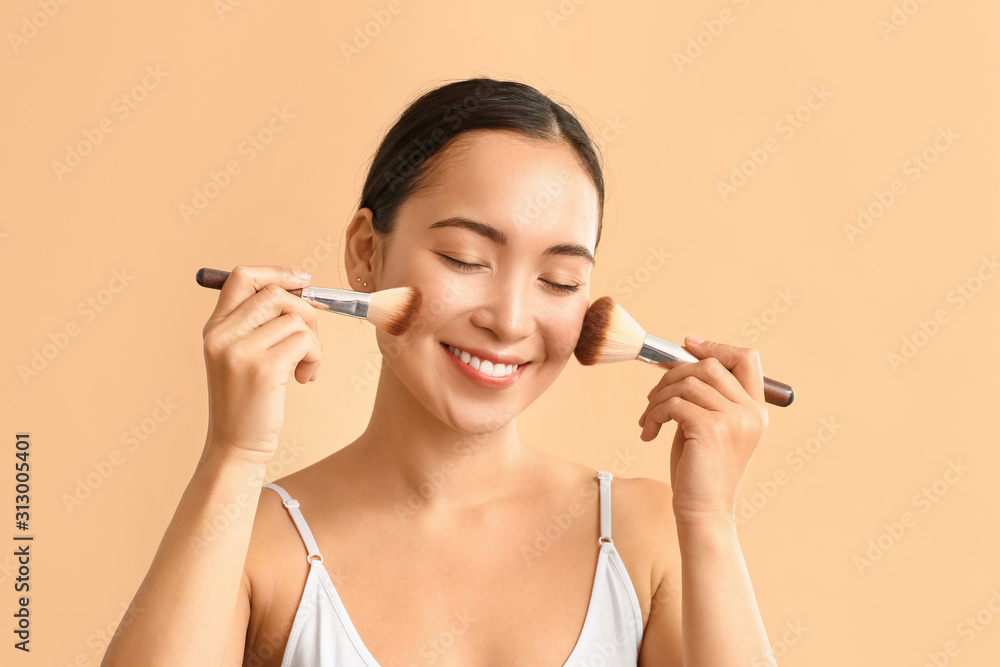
[447,344,518,378]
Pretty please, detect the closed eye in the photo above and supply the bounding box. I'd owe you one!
[437,254,581,295]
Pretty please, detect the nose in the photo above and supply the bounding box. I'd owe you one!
[470,275,535,342]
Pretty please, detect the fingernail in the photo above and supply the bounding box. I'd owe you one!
[294,270,311,280]
[686,335,705,344]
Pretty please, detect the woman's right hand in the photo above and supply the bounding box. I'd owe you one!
[200,264,323,466]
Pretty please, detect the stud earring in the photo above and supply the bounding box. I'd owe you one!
[356,277,360,282]
[363,281,368,287]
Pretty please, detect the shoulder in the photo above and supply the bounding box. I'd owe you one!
[532,452,679,564]
[250,462,332,554]
[609,474,680,587]
[605,474,682,628]
[245,469,321,599]
[539,450,681,613]
[243,467,332,634]
[246,476,302,579]
[610,474,684,664]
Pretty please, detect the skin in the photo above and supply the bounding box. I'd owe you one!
[102,128,774,666]
[343,128,602,509]
[243,130,674,665]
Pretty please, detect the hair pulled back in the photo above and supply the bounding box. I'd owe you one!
[358,77,605,263]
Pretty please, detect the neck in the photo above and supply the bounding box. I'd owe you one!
[346,363,540,516]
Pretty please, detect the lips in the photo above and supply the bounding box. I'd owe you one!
[441,341,527,366]
[440,342,529,388]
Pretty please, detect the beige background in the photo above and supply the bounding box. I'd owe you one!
[3,0,998,664]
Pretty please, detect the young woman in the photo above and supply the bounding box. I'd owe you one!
[103,77,775,666]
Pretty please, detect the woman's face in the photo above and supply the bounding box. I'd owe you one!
[371,129,600,435]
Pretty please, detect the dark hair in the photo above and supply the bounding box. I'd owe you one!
[358,77,605,265]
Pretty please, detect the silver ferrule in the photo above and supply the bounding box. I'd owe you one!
[637,333,699,367]
[299,286,371,319]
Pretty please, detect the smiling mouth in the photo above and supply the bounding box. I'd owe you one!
[441,343,527,379]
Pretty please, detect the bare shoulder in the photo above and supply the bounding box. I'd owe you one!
[242,465,331,658]
[244,471,306,595]
[611,475,677,541]
[532,452,679,567]
[535,451,681,623]
[247,463,333,570]
[610,475,684,666]
[609,475,681,594]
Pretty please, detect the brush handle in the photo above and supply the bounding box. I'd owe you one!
[653,360,795,407]
[761,377,794,407]
[195,267,304,297]
[196,267,372,321]
[643,334,794,407]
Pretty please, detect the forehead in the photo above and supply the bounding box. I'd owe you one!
[401,130,600,248]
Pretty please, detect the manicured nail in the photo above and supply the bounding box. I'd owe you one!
[686,335,705,344]
[294,270,311,280]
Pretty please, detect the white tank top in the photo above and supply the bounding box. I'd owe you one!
[262,470,643,665]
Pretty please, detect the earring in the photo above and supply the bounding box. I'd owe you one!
[356,277,360,282]
[363,281,368,287]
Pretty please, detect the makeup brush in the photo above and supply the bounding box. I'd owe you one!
[195,267,422,336]
[574,296,794,407]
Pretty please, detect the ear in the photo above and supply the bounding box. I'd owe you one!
[344,207,379,289]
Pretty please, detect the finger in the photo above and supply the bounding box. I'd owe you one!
[639,375,728,427]
[236,312,322,383]
[208,265,311,322]
[682,336,765,403]
[640,415,663,441]
[652,375,730,413]
[245,312,322,362]
[216,281,319,345]
[644,356,705,400]
[640,397,711,441]
[257,314,322,383]
[265,328,319,384]
[222,300,322,384]
[649,356,749,407]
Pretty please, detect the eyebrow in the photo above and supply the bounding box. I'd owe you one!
[428,216,596,265]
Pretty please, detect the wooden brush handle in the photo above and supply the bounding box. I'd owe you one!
[195,267,304,297]
[763,377,794,407]
[661,354,794,407]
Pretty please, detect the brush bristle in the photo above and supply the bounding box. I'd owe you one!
[574,296,646,365]
[366,286,422,336]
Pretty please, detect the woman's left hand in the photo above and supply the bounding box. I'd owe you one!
[637,336,770,527]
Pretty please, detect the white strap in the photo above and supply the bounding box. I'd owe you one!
[263,483,324,563]
[598,470,613,544]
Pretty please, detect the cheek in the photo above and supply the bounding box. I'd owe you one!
[383,274,473,356]
[541,299,589,359]
[421,274,479,322]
